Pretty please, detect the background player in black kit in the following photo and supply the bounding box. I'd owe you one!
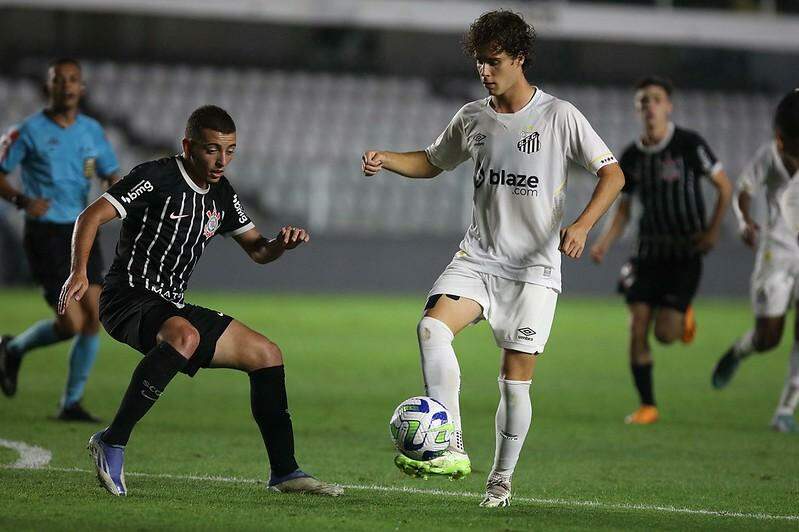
[590,77,732,425]
[58,105,343,497]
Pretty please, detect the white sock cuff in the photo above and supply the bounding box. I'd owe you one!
[418,316,454,344]
[498,377,532,386]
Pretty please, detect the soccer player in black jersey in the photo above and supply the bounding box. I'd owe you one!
[58,105,342,497]
[590,77,732,424]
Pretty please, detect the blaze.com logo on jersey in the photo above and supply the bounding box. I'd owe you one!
[474,167,539,197]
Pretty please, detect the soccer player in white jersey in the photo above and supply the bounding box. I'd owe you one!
[712,89,799,433]
[361,10,625,507]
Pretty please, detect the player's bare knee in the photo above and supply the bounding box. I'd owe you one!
[80,308,101,335]
[55,314,80,339]
[244,338,283,371]
[653,326,678,345]
[158,321,199,359]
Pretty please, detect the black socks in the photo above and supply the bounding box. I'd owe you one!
[631,362,655,406]
[249,365,299,477]
[103,342,188,446]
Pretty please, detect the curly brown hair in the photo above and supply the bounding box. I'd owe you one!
[462,10,536,70]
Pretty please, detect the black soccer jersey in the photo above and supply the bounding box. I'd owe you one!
[102,156,254,306]
[620,124,720,260]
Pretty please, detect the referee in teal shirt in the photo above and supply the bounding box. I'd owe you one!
[0,58,120,421]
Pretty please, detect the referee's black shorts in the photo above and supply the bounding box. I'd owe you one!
[99,284,233,377]
[622,256,703,313]
[23,219,105,307]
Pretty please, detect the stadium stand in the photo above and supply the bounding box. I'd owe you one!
[0,61,781,236]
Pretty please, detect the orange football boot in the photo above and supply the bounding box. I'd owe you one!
[624,405,660,425]
[681,306,696,344]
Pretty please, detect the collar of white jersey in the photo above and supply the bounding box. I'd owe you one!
[771,142,798,181]
[175,155,210,194]
[636,122,676,154]
[484,86,542,123]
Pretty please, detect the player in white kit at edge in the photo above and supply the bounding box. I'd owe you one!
[361,10,625,507]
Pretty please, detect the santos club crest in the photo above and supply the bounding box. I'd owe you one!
[203,208,223,238]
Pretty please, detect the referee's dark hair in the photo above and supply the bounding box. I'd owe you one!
[186,105,236,141]
[775,89,799,144]
[463,10,536,70]
[634,76,674,98]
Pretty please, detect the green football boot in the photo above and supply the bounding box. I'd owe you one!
[394,450,472,480]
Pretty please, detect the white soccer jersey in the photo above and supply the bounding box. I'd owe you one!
[425,88,616,292]
[737,142,799,260]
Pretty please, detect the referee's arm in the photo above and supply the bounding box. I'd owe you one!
[58,197,118,314]
[695,169,733,254]
[0,171,50,216]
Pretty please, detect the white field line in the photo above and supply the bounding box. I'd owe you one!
[0,438,52,469]
[2,463,797,523]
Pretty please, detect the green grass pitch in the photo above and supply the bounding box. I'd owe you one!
[0,288,798,530]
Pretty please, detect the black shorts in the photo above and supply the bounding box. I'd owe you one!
[99,284,233,377]
[23,219,105,307]
[622,256,702,313]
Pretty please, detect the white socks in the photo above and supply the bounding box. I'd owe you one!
[418,316,464,452]
[775,341,799,417]
[733,330,755,359]
[492,378,532,477]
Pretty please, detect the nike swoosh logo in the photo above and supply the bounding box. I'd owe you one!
[141,391,158,401]
[170,212,190,220]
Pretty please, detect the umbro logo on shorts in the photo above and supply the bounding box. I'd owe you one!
[517,327,537,342]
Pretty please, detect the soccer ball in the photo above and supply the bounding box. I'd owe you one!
[389,396,454,461]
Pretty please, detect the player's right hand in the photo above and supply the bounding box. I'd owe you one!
[26,198,50,217]
[740,220,759,249]
[362,151,385,176]
[58,270,89,315]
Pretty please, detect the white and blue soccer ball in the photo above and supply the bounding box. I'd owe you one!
[389,396,454,461]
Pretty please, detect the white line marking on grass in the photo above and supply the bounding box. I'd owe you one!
[4,463,797,522]
[0,438,52,469]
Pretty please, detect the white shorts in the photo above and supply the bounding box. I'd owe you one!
[427,258,558,354]
[751,250,799,317]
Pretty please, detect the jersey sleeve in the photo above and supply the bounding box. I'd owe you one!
[737,143,772,196]
[560,103,617,174]
[689,133,722,178]
[0,125,29,174]
[219,180,255,237]
[424,106,470,171]
[92,123,120,179]
[101,163,159,219]
[619,146,637,196]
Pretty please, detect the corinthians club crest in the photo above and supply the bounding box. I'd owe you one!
[203,208,223,238]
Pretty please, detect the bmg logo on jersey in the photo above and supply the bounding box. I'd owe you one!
[121,180,154,204]
[475,167,539,197]
[232,194,248,224]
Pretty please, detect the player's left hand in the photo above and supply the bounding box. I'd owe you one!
[276,225,310,251]
[57,270,89,315]
[559,222,589,259]
[693,229,719,254]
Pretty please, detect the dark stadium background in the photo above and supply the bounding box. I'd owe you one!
[0,0,796,295]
